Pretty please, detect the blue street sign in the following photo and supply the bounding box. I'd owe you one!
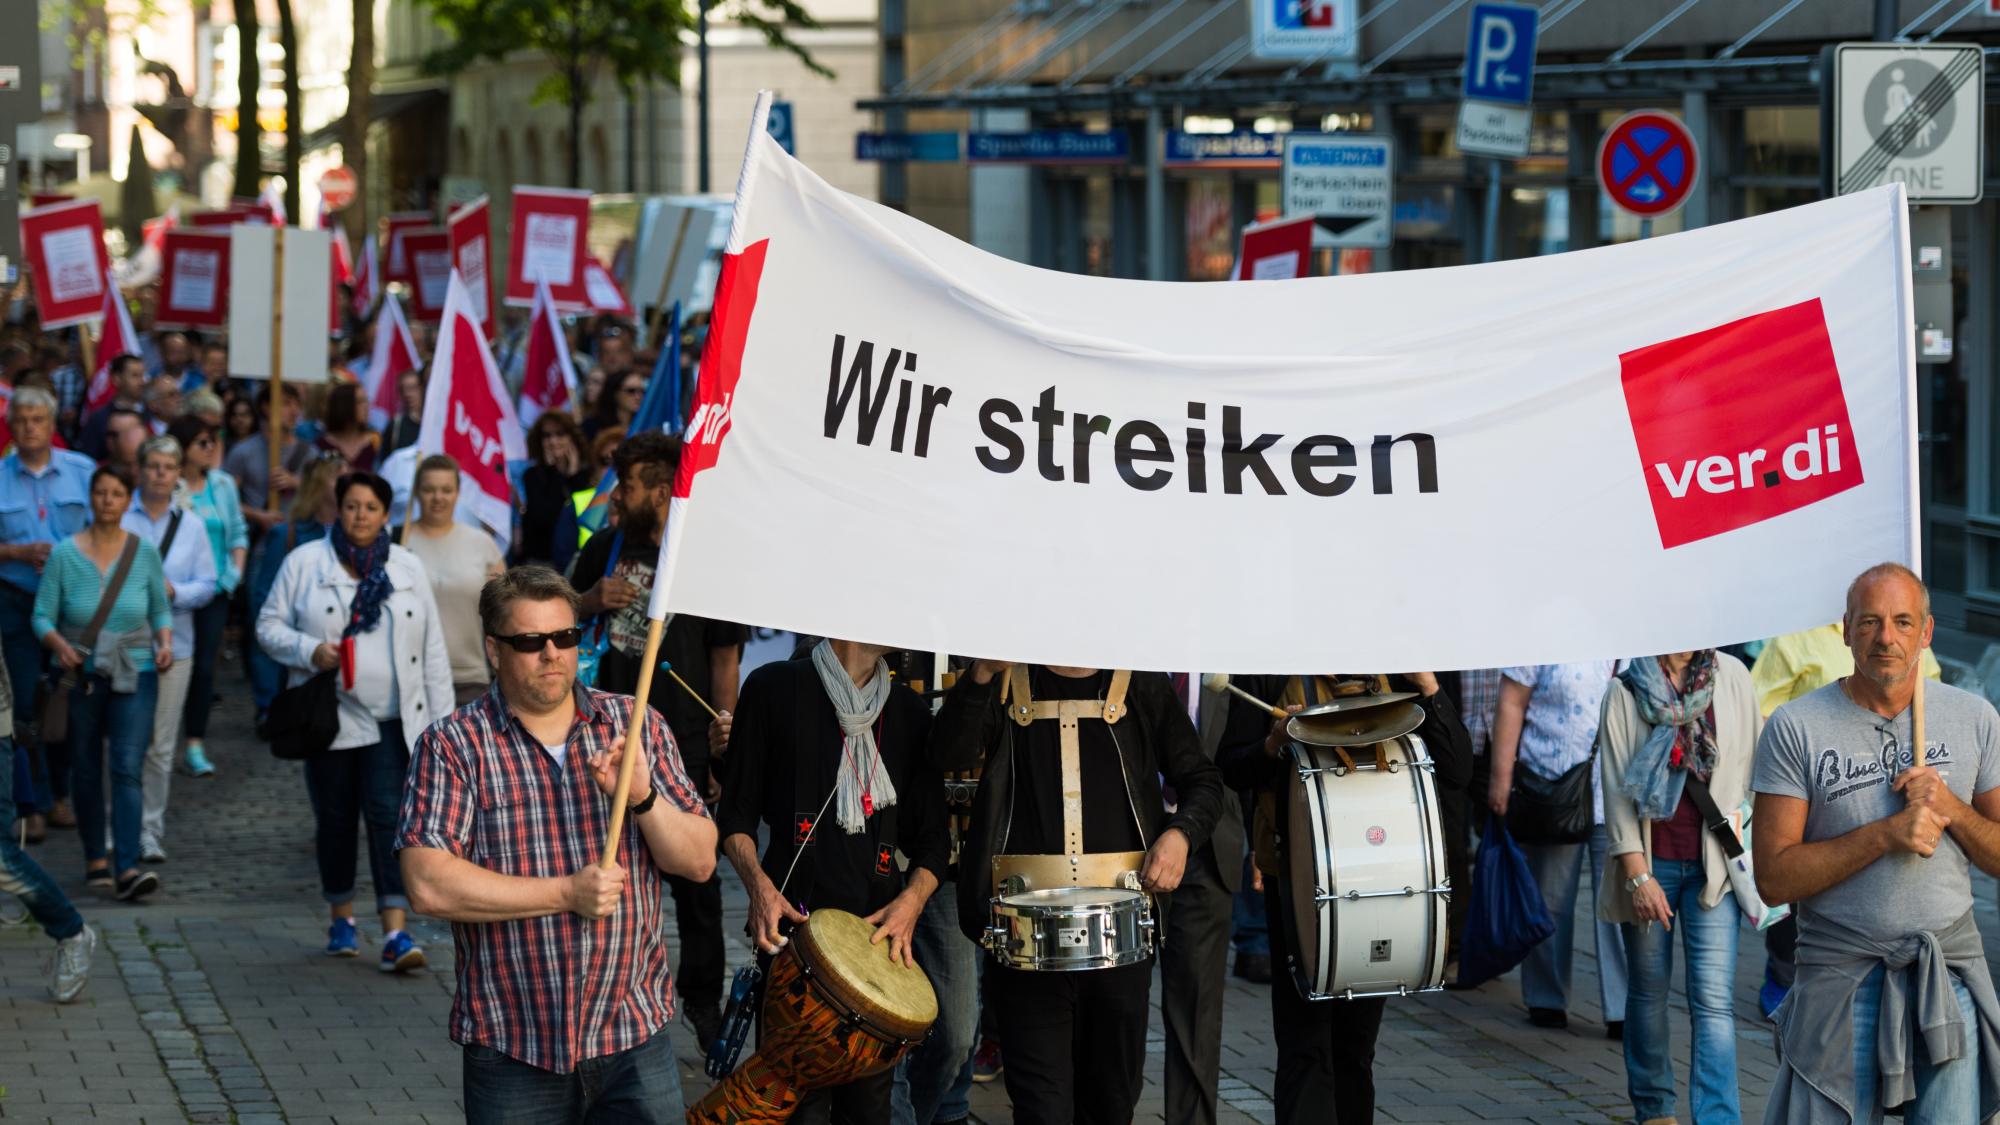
[766,100,796,155]
[855,132,961,162]
[1164,131,1295,168]
[966,130,1130,164]
[1463,2,1538,107]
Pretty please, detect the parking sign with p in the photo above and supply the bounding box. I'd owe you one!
[1465,2,1538,106]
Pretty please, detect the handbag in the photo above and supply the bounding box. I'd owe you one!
[1507,756,1594,844]
[1458,813,1558,988]
[267,668,341,760]
[38,534,142,745]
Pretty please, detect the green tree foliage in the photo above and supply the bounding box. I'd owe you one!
[419,0,831,187]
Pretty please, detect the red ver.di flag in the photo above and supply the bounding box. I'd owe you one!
[84,270,140,412]
[366,293,421,430]
[520,281,578,426]
[447,197,495,339]
[506,185,590,309]
[21,199,111,329]
[416,270,528,539]
[156,230,231,329]
[404,229,452,323]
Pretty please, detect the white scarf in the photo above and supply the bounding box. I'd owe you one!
[810,639,898,834]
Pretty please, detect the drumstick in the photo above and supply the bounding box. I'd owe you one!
[657,659,722,719]
[1200,672,1287,719]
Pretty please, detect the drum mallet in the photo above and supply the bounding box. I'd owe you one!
[1200,673,1288,719]
[657,659,722,720]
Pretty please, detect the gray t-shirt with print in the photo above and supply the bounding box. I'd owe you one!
[1751,679,2000,942]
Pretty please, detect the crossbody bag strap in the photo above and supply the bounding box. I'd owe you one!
[81,534,143,653]
[1680,774,1745,860]
[158,510,183,561]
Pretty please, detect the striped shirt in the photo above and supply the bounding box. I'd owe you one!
[31,534,171,674]
[396,684,706,1074]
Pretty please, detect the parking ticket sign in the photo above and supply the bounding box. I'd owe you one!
[1282,134,1393,249]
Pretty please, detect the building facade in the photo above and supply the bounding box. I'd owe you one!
[863,0,2000,651]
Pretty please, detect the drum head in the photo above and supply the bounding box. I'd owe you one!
[1288,701,1425,748]
[1283,755,1327,995]
[798,909,939,1037]
[1001,887,1142,909]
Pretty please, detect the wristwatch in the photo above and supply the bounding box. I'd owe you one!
[630,785,659,816]
[1625,872,1653,894]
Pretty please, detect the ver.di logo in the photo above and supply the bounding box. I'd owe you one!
[1619,298,1864,549]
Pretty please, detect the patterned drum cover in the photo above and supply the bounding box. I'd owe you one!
[687,909,938,1124]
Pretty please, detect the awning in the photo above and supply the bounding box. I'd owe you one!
[305,86,447,152]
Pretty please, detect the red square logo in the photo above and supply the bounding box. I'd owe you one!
[1620,299,1863,549]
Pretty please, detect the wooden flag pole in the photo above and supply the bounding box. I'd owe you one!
[1913,669,1927,770]
[598,615,667,867]
[78,320,96,396]
[268,231,287,509]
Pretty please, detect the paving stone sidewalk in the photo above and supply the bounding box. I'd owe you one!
[6,672,1996,1123]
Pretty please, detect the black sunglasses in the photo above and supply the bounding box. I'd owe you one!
[489,627,585,654]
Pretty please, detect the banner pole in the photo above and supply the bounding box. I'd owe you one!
[598,615,666,867]
[1913,669,1927,771]
[78,319,96,396]
[269,230,287,508]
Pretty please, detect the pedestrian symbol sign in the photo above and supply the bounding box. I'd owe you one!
[1597,110,1699,218]
[1830,43,1983,204]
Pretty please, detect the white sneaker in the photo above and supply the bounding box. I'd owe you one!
[139,834,167,864]
[47,925,96,1003]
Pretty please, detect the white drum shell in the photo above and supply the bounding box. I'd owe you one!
[1285,734,1449,1000]
[985,887,1154,972]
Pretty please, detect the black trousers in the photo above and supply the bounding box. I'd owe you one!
[1266,883,1387,1125]
[1160,846,1233,1125]
[1440,744,1491,962]
[668,871,725,1012]
[989,956,1152,1125]
[790,1065,893,1125]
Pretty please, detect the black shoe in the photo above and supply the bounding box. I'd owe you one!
[1527,1007,1568,1029]
[687,1004,722,1053]
[1605,1020,1623,1041]
[115,871,159,901]
[1233,952,1273,983]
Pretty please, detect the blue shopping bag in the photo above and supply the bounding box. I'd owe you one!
[1457,812,1556,988]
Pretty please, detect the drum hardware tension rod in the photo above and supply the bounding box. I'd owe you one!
[1315,883,1452,904]
[1199,673,1288,718]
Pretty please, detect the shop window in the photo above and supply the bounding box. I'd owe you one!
[1184,177,1234,281]
[1741,107,1819,178]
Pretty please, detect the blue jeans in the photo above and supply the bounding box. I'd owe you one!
[181,597,228,740]
[0,582,57,808]
[1520,826,1628,1018]
[1232,851,1269,957]
[0,737,83,941]
[1853,962,1979,1123]
[462,1025,684,1124]
[68,671,157,875]
[302,720,411,912]
[892,882,982,1125]
[1621,858,1741,1124]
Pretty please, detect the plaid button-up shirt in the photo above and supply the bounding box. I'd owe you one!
[396,684,706,1074]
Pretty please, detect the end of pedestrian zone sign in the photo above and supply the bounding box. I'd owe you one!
[1827,42,1984,205]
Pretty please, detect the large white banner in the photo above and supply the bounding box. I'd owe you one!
[654,103,1917,675]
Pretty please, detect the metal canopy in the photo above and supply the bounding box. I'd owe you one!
[861,0,1970,114]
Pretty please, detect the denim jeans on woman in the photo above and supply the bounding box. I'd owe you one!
[68,671,157,874]
[0,737,84,941]
[1621,857,1740,1124]
[1520,825,1628,1019]
[302,719,411,911]
[1851,961,1980,1124]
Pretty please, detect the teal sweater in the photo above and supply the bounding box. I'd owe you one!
[33,534,172,675]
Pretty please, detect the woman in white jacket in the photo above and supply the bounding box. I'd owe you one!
[257,471,452,972]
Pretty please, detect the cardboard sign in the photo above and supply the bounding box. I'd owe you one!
[20,199,111,329]
[506,185,591,309]
[383,211,433,284]
[629,198,722,319]
[229,226,333,382]
[583,258,633,317]
[404,229,452,323]
[1235,215,1314,281]
[155,230,232,329]
[447,196,495,339]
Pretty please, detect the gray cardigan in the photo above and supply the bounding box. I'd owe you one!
[1595,652,1760,925]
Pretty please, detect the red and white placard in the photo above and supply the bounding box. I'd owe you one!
[383,211,433,284]
[583,258,634,316]
[505,185,591,309]
[447,196,496,339]
[403,229,453,323]
[21,199,112,329]
[1234,215,1315,281]
[155,230,232,329]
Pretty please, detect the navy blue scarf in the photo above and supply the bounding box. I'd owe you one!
[331,523,392,638]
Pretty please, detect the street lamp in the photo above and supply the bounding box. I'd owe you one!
[52,132,91,180]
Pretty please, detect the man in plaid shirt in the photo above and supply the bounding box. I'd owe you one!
[397,567,716,1123]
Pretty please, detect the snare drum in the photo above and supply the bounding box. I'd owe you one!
[687,910,937,1124]
[985,886,1155,971]
[1283,733,1449,1000]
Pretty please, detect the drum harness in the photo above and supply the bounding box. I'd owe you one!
[990,666,1150,896]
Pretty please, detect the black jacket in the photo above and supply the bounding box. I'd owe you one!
[931,667,1225,945]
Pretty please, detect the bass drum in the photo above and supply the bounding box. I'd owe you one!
[1283,733,1449,1000]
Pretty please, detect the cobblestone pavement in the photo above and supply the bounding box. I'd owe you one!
[6,670,1999,1123]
